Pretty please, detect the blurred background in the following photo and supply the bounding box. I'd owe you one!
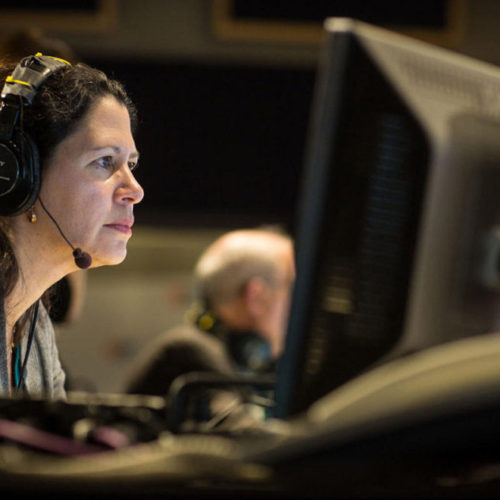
[2,0,497,393]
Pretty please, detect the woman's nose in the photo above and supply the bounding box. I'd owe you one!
[115,167,144,205]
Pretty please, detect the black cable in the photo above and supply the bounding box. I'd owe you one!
[38,197,76,251]
[7,97,39,396]
[15,300,39,396]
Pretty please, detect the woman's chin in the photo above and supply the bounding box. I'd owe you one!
[90,248,128,267]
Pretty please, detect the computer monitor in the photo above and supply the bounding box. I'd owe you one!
[274,18,500,419]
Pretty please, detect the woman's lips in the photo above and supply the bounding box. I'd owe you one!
[104,220,133,235]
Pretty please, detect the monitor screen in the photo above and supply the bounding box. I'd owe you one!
[274,18,500,419]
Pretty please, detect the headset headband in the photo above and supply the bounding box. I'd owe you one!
[1,53,71,105]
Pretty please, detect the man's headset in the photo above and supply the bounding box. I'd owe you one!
[0,53,70,217]
[185,300,273,373]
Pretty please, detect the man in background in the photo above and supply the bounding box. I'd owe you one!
[124,227,295,398]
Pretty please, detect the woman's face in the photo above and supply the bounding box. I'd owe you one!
[38,95,144,268]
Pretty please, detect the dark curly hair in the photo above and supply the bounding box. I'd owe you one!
[19,61,137,167]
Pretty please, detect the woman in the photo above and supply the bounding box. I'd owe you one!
[0,54,144,398]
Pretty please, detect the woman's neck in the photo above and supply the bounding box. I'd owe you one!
[5,221,74,340]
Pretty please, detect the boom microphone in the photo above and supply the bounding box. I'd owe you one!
[38,197,92,269]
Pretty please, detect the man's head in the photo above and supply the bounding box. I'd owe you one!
[194,228,295,359]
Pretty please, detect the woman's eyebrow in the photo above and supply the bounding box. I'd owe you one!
[89,145,140,159]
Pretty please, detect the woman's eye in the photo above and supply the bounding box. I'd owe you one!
[128,160,138,172]
[94,156,114,170]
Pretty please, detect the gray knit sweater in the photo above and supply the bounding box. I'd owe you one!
[0,303,66,399]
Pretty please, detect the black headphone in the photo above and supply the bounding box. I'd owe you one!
[0,53,70,216]
[186,300,273,373]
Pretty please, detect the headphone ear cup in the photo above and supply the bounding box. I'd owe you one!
[227,333,272,372]
[0,129,40,216]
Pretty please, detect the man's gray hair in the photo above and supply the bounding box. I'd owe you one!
[194,229,291,308]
